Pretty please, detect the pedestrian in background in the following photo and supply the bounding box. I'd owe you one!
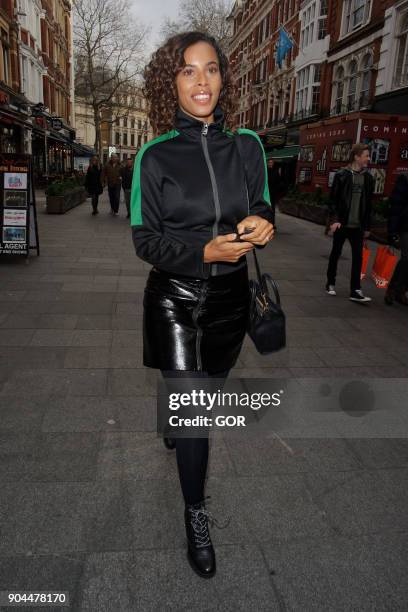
[325,143,374,302]
[84,156,103,215]
[102,153,122,215]
[121,157,134,219]
[384,172,408,306]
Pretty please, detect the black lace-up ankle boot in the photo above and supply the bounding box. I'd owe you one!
[184,496,230,578]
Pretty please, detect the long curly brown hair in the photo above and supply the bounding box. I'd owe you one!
[143,31,238,136]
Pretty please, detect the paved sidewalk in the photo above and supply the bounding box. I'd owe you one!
[0,192,407,611]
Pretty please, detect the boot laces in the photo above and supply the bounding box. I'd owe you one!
[188,496,231,548]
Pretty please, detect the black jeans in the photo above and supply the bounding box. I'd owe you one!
[108,184,121,213]
[91,194,99,212]
[161,369,229,506]
[327,227,364,292]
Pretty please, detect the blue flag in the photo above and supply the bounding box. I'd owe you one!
[276,27,294,69]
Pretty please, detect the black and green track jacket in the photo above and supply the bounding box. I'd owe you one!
[130,104,273,279]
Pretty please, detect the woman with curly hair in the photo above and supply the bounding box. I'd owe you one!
[130,31,274,578]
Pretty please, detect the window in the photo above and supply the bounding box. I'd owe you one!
[115,132,120,145]
[123,117,127,128]
[131,118,135,129]
[138,119,141,130]
[123,133,128,146]
[394,13,408,88]
[334,66,345,114]
[1,28,10,84]
[301,2,316,50]
[347,60,358,110]
[21,56,28,94]
[360,54,372,105]
[342,0,371,36]
[295,64,321,118]
[318,0,328,39]
[131,133,135,146]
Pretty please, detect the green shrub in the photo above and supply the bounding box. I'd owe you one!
[46,176,84,196]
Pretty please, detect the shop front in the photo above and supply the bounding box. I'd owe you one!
[297,113,408,197]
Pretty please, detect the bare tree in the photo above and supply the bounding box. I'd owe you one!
[160,0,234,50]
[73,0,149,156]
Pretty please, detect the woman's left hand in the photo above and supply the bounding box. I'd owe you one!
[236,215,275,246]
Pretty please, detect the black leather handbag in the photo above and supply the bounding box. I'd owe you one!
[248,249,286,354]
[234,133,286,354]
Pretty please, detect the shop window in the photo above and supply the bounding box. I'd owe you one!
[342,0,371,37]
[363,138,390,164]
[394,12,408,88]
[347,60,358,111]
[331,140,352,162]
[298,167,312,184]
[299,146,315,162]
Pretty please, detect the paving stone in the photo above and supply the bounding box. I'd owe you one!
[79,545,279,611]
[0,347,67,369]
[0,329,36,346]
[261,533,408,612]
[305,467,408,535]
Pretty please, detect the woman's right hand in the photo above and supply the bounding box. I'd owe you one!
[203,234,255,263]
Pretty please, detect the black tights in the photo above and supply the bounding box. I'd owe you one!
[161,369,229,506]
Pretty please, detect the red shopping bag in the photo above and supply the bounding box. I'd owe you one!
[360,241,370,280]
[371,245,398,288]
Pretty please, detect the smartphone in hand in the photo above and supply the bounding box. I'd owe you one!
[233,226,256,242]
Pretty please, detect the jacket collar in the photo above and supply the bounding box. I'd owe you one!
[174,104,225,138]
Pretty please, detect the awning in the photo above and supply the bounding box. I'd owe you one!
[266,145,300,162]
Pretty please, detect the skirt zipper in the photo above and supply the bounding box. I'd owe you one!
[192,281,208,371]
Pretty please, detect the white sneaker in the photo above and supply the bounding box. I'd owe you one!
[325,284,336,296]
[349,289,371,303]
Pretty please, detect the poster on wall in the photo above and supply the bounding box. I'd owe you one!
[362,138,390,164]
[331,140,352,162]
[369,168,386,194]
[0,154,39,257]
[4,172,28,190]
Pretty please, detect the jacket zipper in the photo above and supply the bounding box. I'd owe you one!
[201,122,221,276]
[191,281,208,371]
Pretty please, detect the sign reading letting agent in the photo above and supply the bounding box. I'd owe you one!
[0,154,32,256]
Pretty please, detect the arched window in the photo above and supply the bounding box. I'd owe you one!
[394,13,408,88]
[334,66,344,114]
[360,53,373,106]
[347,60,358,110]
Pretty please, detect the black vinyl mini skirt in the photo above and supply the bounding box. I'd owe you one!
[142,266,250,373]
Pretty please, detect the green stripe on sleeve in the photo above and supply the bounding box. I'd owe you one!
[130,129,180,226]
[236,127,271,206]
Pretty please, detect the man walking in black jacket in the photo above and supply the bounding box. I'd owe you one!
[384,172,408,306]
[326,143,374,302]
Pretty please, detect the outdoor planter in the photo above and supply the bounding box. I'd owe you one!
[279,198,328,225]
[46,187,87,214]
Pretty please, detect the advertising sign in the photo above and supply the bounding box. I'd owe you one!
[0,154,39,257]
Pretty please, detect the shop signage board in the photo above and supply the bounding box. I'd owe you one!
[0,154,39,258]
[298,115,408,196]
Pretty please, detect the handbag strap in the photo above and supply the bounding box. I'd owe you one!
[234,133,264,287]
